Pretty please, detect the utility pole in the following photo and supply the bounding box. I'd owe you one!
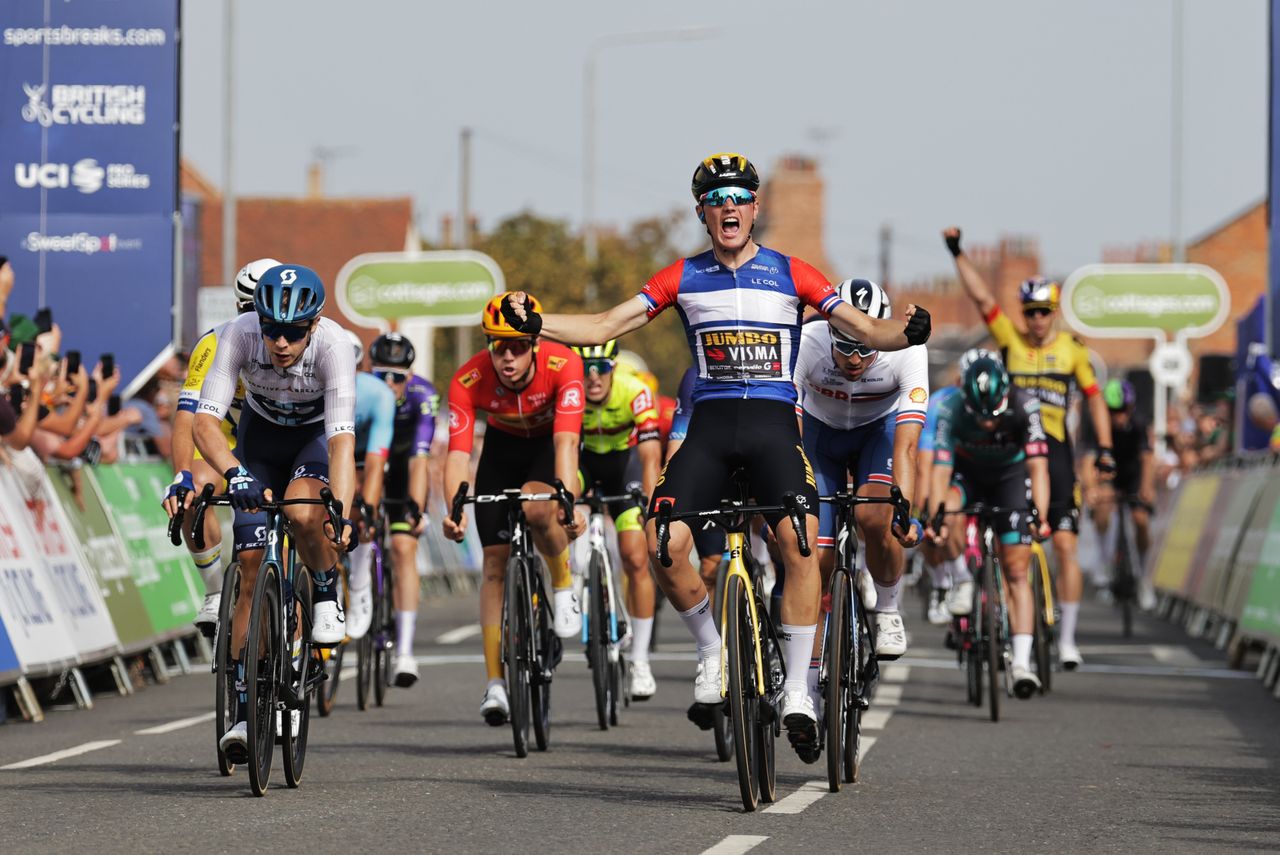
[455,127,473,368]
[221,0,236,286]
[878,223,892,289]
[1171,0,1185,263]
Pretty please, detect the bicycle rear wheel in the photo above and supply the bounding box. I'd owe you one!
[283,571,313,788]
[588,552,610,730]
[504,554,531,758]
[374,565,393,706]
[1029,550,1052,695]
[246,562,281,796]
[317,642,343,717]
[725,573,760,812]
[982,556,1000,723]
[530,565,554,752]
[825,571,850,793]
[1116,509,1135,639]
[214,565,240,776]
[756,609,779,804]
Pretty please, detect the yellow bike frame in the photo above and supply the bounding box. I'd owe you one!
[718,530,767,698]
[1031,540,1055,627]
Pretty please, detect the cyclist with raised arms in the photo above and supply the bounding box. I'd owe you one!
[165,257,279,636]
[499,152,931,759]
[368,332,439,687]
[793,278,927,676]
[572,339,663,699]
[194,264,357,761]
[442,296,586,725]
[924,349,1051,698]
[343,330,398,642]
[944,226,1112,671]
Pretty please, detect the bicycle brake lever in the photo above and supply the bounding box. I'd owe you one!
[783,492,811,558]
[167,492,187,547]
[190,483,216,551]
[655,499,673,568]
[450,481,470,526]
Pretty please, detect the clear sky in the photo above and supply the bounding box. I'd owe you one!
[181,0,1267,284]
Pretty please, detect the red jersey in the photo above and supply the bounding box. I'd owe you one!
[447,342,585,454]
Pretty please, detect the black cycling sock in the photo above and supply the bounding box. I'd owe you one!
[312,566,338,602]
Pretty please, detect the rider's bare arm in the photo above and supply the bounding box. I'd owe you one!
[529,294,649,346]
[193,413,239,477]
[827,301,914,351]
[327,432,357,527]
[1027,455,1050,520]
[891,422,922,511]
[943,226,999,319]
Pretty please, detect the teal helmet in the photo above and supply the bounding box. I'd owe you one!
[960,348,1011,419]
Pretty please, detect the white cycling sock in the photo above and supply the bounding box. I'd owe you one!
[191,545,222,593]
[948,554,972,584]
[678,595,721,658]
[926,559,951,590]
[1012,633,1033,670]
[395,610,416,657]
[780,624,817,695]
[630,616,654,665]
[348,543,373,590]
[873,579,902,614]
[1059,601,1080,649]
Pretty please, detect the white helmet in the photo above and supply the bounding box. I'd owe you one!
[345,329,364,364]
[233,257,282,308]
[831,278,890,344]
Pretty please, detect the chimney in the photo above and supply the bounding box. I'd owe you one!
[306,161,323,199]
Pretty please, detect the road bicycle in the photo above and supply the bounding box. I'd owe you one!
[577,485,642,730]
[1029,539,1054,694]
[818,486,909,791]
[450,480,573,758]
[1108,494,1152,639]
[654,472,809,812]
[189,483,345,795]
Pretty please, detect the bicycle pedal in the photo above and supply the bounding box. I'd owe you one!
[686,702,720,731]
[759,699,778,725]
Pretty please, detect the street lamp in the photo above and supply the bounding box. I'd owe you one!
[582,27,719,299]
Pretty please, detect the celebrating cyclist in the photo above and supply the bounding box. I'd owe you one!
[441,295,586,726]
[368,332,439,688]
[1081,378,1156,609]
[343,331,398,642]
[165,257,279,636]
[498,152,930,759]
[794,279,926,676]
[194,264,357,761]
[572,340,663,699]
[924,350,1051,698]
[944,226,1112,671]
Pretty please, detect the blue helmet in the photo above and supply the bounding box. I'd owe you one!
[254,264,325,323]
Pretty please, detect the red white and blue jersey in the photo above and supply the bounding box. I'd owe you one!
[638,247,844,405]
[793,321,929,431]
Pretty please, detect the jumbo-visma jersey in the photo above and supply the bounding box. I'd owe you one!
[638,247,844,406]
[985,307,1099,443]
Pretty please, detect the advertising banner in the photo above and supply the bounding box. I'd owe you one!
[1061,264,1230,340]
[0,0,179,384]
[334,251,504,327]
[1239,480,1280,641]
[1190,468,1264,611]
[46,464,154,650]
[1151,473,1221,595]
[0,466,120,661]
[1230,474,1280,625]
[90,462,200,635]
[0,619,20,685]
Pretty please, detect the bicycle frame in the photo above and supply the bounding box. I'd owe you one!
[579,492,634,650]
[720,530,768,698]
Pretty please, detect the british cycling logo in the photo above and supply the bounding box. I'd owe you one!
[21,231,142,253]
[21,82,146,127]
[14,159,151,193]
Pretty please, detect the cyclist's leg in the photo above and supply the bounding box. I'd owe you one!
[471,437,522,721]
[939,470,974,616]
[801,411,846,701]
[854,416,904,609]
[1046,438,1084,662]
[384,459,425,676]
[990,462,1037,692]
[519,437,580,638]
[186,458,227,627]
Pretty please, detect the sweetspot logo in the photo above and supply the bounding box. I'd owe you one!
[22,83,146,127]
[21,231,143,253]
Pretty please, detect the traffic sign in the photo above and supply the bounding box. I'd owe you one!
[1061,264,1229,340]
[334,250,504,328]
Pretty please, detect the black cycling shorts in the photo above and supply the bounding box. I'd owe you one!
[473,428,557,547]
[382,451,425,537]
[580,449,638,521]
[1046,436,1080,534]
[648,398,819,532]
[232,409,329,554]
[951,460,1031,546]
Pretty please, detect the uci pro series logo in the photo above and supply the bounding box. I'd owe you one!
[13,159,152,194]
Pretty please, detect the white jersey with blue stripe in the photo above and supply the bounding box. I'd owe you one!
[794,320,929,431]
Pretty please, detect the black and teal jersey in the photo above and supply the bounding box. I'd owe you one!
[933,386,1048,468]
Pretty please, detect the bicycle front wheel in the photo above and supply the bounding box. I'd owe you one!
[530,565,554,752]
[587,552,610,730]
[1029,550,1052,695]
[245,562,281,796]
[725,573,760,812]
[375,564,394,706]
[982,555,1000,723]
[282,570,313,788]
[825,571,850,793]
[504,555,531,758]
[214,565,240,776]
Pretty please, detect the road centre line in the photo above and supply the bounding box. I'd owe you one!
[881,665,911,683]
[861,708,893,730]
[700,835,769,855]
[764,780,828,814]
[134,712,215,735]
[435,624,482,644]
[896,655,1252,680]
[875,684,904,705]
[1,740,122,770]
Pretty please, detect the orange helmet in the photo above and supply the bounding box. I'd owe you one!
[482,291,542,339]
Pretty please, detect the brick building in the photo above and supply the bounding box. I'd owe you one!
[179,161,415,351]
[756,155,836,280]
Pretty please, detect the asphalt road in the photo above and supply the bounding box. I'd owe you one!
[2,586,1278,854]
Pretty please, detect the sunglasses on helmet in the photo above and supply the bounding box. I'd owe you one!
[831,337,876,359]
[374,369,409,384]
[487,337,533,356]
[699,186,756,207]
[260,320,311,342]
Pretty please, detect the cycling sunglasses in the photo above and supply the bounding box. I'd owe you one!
[1022,306,1055,318]
[699,186,756,207]
[487,337,534,356]
[584,359,615,375]
[831,337,876,359]
[260,320,311,342]
[374,369,409,383]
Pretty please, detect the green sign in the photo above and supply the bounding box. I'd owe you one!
[1061,264,1229,339]
[46,466,155,649]
[334,251,504,327]
[1239,485,1280,642]
[90,463,202,635]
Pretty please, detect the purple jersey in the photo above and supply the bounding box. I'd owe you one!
[391,375,438,458]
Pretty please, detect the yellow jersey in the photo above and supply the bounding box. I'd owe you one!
[985,307,1098,443]
[178,323,244,452]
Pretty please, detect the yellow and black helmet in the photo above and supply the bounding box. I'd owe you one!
[691,152,760,200]
[482,291,542,339]
[570,340,619,361]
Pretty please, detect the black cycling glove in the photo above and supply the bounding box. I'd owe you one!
[904,306,932,346]
[500,294,542,336]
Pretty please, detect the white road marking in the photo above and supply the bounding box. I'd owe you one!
[763,779,829,814]
[860,734,878,762]
[1,740,122,770]
[134,712,215,735]
[700,835,769,855]
[861,708,894,731]
[875,684,904,705]
[1150,645,1203,668]
[881,665,911,683]
[435,624,482,645]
